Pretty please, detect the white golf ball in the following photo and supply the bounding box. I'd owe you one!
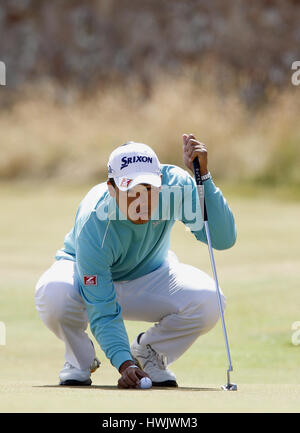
[139,377,152,389]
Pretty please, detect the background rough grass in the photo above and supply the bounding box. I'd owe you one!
[1,76,300,194]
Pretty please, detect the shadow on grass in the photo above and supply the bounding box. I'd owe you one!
[34,385,220,392]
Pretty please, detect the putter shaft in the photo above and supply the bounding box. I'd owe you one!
[203,221,233,376]
[192,158,236,390]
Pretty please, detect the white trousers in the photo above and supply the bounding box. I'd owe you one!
[34,251,225,371]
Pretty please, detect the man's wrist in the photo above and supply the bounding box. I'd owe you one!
[119,360,137,374]
[201,171,211,181]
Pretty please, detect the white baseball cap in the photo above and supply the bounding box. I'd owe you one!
[108,141,162,191]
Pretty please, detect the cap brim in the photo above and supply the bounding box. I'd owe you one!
[115,173,162,192]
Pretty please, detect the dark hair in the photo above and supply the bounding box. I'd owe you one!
[108,178,116,188]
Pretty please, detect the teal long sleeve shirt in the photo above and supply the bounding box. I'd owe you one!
[55,164,237,370]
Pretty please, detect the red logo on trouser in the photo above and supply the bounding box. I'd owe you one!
[84,275,97,285]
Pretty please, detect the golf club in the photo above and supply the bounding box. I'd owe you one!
[193,158,237,391]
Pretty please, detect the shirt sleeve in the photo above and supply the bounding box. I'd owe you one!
[181,174,237,250]
[75,212,133,370]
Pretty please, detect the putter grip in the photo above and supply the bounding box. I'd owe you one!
[192,158,208,222]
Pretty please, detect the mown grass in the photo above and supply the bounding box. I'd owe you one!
[0,182,300,412]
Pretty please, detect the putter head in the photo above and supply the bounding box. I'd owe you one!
[221,383,238,391]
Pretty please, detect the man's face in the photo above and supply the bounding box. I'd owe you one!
[108,181,161,225]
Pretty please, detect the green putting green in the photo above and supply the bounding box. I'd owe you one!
[1,182,300,413]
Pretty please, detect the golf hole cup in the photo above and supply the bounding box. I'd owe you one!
[138,377,152,389]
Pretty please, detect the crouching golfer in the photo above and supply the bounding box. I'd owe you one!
[35,133,237,388]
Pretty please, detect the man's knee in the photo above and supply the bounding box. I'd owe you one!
[200,288,226,331]
[183,287,226,333]
[35,280,75,326]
